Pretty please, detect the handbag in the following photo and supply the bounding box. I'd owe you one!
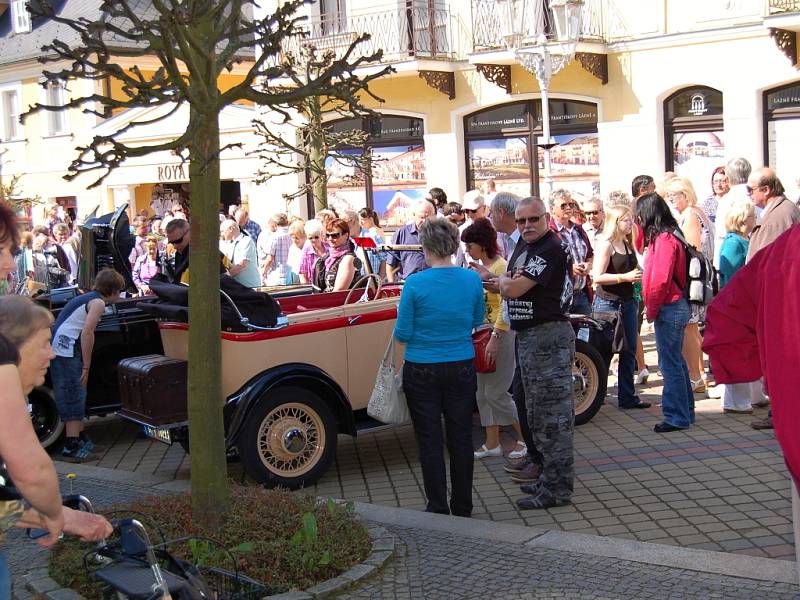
[472,327,496,373]
[367,338,410,424]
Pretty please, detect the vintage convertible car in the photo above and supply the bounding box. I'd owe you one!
[117,276,611,489]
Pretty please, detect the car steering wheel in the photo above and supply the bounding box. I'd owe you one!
[344,273,383,305]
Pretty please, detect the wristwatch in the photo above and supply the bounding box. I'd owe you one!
[491,331,499,338]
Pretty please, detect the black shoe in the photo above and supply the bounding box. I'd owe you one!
[516,493,571,510]
[520,483,541,494]
[654,422,687,433]
[620,401,652,410]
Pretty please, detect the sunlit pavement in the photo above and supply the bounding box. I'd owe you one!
[69,332,794,562]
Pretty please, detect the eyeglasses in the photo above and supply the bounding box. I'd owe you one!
[584,210,601,216]
[325,231,344,239]
[559,203,577,210]
[746,185,763,195]
[515,214,546,225]
[168,234,186,246]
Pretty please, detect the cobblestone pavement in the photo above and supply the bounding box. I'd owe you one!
[337,526,800,600]
[8,476,799,600]
[67,333,795,561]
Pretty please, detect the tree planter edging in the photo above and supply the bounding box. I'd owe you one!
[24,524,396,600]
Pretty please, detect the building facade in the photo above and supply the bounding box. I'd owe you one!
[2,0,800,229]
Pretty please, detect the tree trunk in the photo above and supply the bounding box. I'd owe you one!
[306,96,327,214]
[187,107,229,528]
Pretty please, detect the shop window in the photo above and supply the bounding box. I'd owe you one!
[664,86,724,199]
[764,81,800,203]
[464,99,599,201]
[318,114,426,228]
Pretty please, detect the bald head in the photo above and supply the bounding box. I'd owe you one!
[747,167,784,208]
[515,196,549,243]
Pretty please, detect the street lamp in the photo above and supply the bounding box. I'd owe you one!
[497,0,584,199]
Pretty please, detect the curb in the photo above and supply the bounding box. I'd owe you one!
[25,522,396,600]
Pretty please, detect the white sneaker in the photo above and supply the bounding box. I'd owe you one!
[508,443,527,459]
[474,445,502,459]
[635,368,650,385]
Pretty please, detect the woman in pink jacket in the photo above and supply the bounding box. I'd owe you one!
[635,193,693,432]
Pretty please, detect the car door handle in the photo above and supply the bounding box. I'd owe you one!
[348,315,361,325]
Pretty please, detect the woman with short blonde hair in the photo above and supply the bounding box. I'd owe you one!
[724,197,756,237]
[663,176,713,394]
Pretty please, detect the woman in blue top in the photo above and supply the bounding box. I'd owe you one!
[716,197,762,414]
[394,217,484,517]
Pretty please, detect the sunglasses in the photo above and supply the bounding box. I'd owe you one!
[515,215,545,225]
[584,210,601,216]
[168,234,186,245]
[559,203,577,210]
[325,231,344,239]
[746,185,763,195]
[309,235,320,240]
[464,208,478,214]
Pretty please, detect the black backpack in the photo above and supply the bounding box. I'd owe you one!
[671,228,719,306]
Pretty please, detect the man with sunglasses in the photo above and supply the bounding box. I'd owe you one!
[163,218,228,284]
[580,198,604,250]
[548,189,593,315]
[499,196,575,510]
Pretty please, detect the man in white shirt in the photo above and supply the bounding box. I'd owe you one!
[219,219,261,288]
[580,197,605,251]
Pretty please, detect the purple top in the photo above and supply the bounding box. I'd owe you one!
[132,254,160,291]
[299,241,328,281]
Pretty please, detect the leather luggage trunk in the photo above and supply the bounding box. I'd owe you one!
[118,354,188,426]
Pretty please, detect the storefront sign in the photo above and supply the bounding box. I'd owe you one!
[766,84,800,111]
[666,87,723,120]
[157,164,188,182]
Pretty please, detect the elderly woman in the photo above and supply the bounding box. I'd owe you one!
[132,235,161,296]
[591,205,649,410]
[461,218,524,459]
[394,217,484,517]
[663,177,713,394]
[286,220,306,284]
[0,205,111,596]
[299,219,327,285]
[219,219,261,288]
[700,166,729,233]
[314,218,361,292]
[713,198,763,414]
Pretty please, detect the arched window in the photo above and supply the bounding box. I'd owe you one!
[318,114,426,228]
[664,86,724,199]
[463,99,599,201]
[764,82,800,202]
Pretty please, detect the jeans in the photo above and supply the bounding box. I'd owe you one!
[593,295,640,407]
[0,552,10,598]
[403,359,476,517]
[50,353,87,421]
[570,289,592,315]
[654,298,694,429]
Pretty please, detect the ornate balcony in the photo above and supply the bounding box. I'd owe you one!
[471,0,607,52]
[769,0,800,14]
[281,6,459,65]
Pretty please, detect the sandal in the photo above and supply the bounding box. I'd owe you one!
[508,441,527,459]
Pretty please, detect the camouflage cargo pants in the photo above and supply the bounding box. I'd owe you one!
[516,321,575,501]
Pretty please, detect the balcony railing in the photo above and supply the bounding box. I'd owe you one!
[471,0,607,52]
[279,7,458,66]
[768,0,800,14]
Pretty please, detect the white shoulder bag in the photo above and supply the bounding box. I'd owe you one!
[367,338,410,424]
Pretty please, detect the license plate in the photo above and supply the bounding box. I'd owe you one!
[143,425,172,445]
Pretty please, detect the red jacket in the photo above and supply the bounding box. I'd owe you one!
[703,224,800,487]
[642,232,686,321]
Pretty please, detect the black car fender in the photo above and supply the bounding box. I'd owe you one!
[224,362,356,449]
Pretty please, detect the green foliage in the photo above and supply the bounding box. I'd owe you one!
[48,486,371,597]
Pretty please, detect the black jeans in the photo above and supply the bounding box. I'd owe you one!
[403,359,476,517]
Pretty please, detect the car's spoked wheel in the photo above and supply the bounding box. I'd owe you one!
[238,386,337,489]
[573,340,607,426]
[258,402,325,477]
[29,387,65,450]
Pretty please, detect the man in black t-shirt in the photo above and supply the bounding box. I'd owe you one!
[500,196,575,510]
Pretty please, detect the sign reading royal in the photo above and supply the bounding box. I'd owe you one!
[157,164,188,182]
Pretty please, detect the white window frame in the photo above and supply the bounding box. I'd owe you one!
[0,83,24,143]
[10,0,32,34]
[42,80,69,137]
